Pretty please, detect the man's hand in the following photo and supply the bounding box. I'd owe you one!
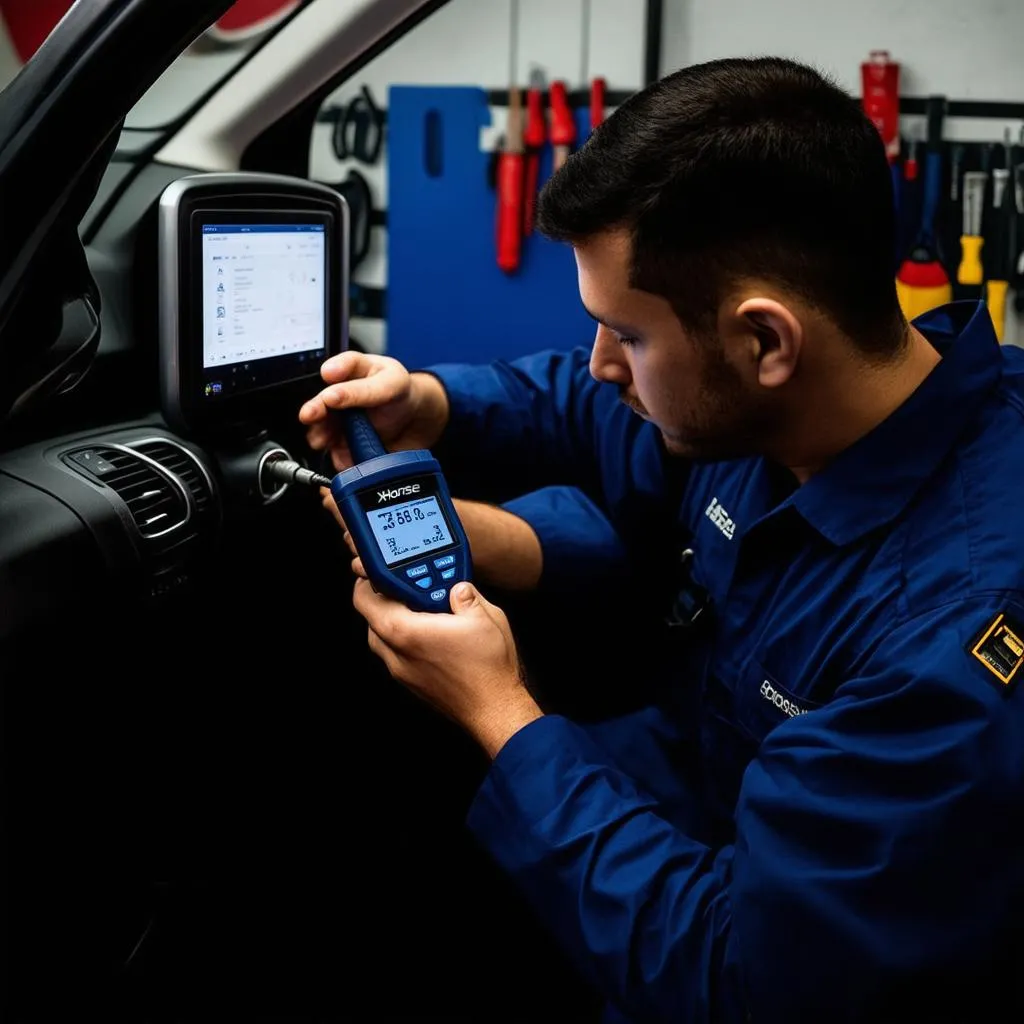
[352,578,543,758]
[299,351,450,472]
[320,489,369,578]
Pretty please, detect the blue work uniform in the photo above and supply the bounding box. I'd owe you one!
[427,301,1024,1023]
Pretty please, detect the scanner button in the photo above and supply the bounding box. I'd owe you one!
[415,576,434,590]
[407,564,430,579]
[430,589,448,602]
[433,555,456,569]
[441,568,456,580]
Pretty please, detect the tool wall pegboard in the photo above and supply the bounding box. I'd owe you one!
[384,85,602,369]
[890,95,1024,346]
[346,87,1024,367]
[307,0,656,357]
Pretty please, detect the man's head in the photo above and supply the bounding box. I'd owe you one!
[536,57,907,461]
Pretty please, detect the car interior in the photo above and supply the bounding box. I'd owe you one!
[0,1,652,1020]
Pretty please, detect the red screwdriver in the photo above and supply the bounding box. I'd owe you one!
[590,76,606,132]
[496,86,525,273]
[523,69,546,236]
[550,79,576,172]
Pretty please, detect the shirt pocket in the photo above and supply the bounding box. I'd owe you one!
[700,658,824,831]
[732,659,823,742]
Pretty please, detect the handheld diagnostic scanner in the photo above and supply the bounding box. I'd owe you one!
[330,410,472,612]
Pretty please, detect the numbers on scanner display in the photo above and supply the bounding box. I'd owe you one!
[370,496,454,566]
[378,508,427,530]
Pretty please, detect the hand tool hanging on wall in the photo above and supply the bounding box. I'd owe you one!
[896,95,952,320]
[590,76,606,132]
[495,0,525,272]
[1013,160,1024,317]
[985,151,1013,341]
[496,86,526,273]
[958,170,987,287]
[523,68,547,236]
[941,142,965,290]
[550,79,576,171]
[895,136,921,269]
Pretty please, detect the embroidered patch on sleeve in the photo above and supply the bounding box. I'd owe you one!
[969,612,1024,689]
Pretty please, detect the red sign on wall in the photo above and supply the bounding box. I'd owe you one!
[0,0,300,62]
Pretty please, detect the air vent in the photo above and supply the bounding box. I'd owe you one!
[92,447,189,538]
[133,439,214,515]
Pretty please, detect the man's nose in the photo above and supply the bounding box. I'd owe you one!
[589,325,631,385]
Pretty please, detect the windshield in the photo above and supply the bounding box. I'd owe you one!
[0,0,305,128]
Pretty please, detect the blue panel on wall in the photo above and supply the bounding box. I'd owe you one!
[386,85,596,368]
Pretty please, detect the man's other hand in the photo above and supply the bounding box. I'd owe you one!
[352,578,542,757]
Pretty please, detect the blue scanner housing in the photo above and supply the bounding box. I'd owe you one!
[330,413,472,613]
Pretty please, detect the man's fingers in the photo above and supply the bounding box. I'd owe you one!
[299,394,328,426]
[352,575,386,623]
[351,556,367,578]
[367,625,404,679]
[321,490,345,529]
[352,577,414,650]
[319,350,380,384]
[299,362,388,424]
[316,375,394,413]
[304,421,335,450]
[331,448,354,472]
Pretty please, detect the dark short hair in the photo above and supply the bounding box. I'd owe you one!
[537,57,905,353]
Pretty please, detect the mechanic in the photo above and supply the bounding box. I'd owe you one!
[300,57,1024,1023]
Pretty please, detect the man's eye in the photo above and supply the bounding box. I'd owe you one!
[616,334,637,347]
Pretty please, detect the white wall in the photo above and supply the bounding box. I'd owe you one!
[309,0,647,351]
[662,0,1024,101]
[660,0,1024,345]
[661,0,1024,145]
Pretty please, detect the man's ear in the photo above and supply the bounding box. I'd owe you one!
[735,297,802,389]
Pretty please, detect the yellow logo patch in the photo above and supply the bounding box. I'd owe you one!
[970,613,1024,686]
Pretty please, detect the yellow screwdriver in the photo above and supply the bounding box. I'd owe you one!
[958,171,987,286]
[987,166,1012,341]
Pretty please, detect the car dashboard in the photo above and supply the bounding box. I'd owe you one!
[0,171,348,638]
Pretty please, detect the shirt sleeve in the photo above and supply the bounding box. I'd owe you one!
[424,348,671,514]
[466,596,1024,1023]
[500,486,630,595]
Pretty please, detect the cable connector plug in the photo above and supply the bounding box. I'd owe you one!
[260,456,333,492]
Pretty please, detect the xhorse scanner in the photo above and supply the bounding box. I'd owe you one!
[330,410,472,612]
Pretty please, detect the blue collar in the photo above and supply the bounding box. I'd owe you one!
[785,301,1001,546]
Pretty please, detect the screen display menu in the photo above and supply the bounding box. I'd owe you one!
[202,224,326,369]
[367,495,455,567]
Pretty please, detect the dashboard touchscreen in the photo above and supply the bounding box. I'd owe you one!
[159,175,348,436]
[197,215,330,403]
[201,223,326,371]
